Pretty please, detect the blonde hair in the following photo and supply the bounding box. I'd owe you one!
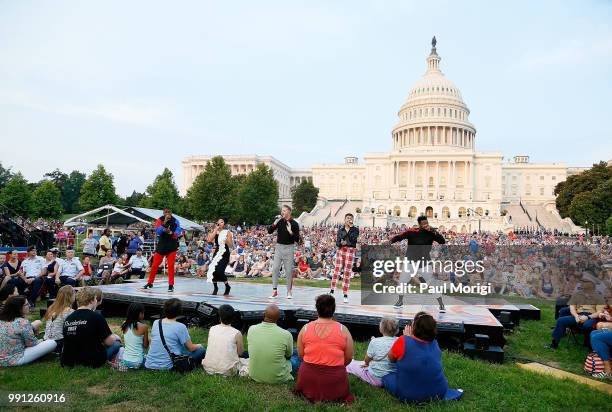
[379,317,399,336]
[45,285,74,320]
[94,287,103,303]
[76,287,96,307]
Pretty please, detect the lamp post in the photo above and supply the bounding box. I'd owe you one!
[372,209,375,228]
[584,221,588,237]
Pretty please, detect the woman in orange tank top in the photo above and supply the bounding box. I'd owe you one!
[294,294,354,404]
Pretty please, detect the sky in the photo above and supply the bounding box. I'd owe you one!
[1,0,611,196]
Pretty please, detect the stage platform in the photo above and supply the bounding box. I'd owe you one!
[97,278,512,345]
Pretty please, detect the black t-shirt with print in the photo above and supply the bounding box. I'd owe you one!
[61,309,112,368]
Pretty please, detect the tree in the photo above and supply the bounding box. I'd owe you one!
[44,169,68,189]
[568,178,612,231]
[125,190,146,206]
[186,156,236,222]
[141,168,182,213]
[0,173,32,217]
[291,179,319,216]
[79,165,119,210]
[606,216,612,236]
[236,164,279,225]
[62,171,86,213]
[0,162,14,191]
[555,161,612,218]
[31,180,63,218]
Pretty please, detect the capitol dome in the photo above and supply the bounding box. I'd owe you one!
[392,37,476,152]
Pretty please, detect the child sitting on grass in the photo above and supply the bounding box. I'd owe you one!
[120,303,149,369]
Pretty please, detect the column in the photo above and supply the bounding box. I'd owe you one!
[435,161,440,198]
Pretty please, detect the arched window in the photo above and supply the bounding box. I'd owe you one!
[442,206,450,218]
[425,206,434,218]
[408,206,417,218]
[458,207,467,218]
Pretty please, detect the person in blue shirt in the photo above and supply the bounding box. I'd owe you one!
[383,312,463,403]
[144,298,205,370]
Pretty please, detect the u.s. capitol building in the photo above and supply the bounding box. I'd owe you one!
[183,39,585,233]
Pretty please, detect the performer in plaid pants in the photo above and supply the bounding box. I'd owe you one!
[330,213,359,303]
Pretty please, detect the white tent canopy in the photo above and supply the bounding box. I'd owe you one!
[63,204,205,231]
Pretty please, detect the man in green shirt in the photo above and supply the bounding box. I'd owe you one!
[247,305,299,383]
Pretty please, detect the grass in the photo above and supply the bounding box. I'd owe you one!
[1,294,610,411]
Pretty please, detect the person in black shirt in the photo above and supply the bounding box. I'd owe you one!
[61,287,121,368]
[268,205,300,299]
[389,216,446,308]
[143,208,182,292]
[330,213,359,303]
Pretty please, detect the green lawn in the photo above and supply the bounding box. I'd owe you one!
[1,295,610,411]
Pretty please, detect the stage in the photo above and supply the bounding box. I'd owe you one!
[94,277,530,347]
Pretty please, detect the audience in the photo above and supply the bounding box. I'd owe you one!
[0,284,18,312]
[294,294,354,404]
[97,249,116,283]
[0,295,56,366]
[590,329,612,379]
[17,246,45,306]
[346,317,398,386]
[145,298,205,370]
[120,303,149,369]
[43,285,75,353]
[383,312,463,402]
[550,280,605,349]
[202,304,249,376]
[81,256,94,285]
[56,248,83,288]
[110,253,130,283]
[61,287,121,368]
[127,249,149,280]
[42,251,59,299]
[248,304,299,383]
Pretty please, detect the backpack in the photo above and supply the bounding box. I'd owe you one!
[584,352,604,375]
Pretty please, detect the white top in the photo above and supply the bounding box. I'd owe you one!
[58,257,83,278]
[21,256,45,278]
[202,324,240,376]
[128,255,149,270]
[44,308,74,341]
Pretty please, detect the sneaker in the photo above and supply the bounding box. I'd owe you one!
[269,289,278,299]
[224,284,231,296]
[329,289,334,295]
[168,285,174,292]
[591,371,611,379]
[142,283,153,290]
[343,295,349,304]
[287,292,293,299]
[393,296,404,309]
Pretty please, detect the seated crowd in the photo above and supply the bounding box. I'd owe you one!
[0,287,464,405]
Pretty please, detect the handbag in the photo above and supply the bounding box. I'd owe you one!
[583,352,604,375]
[158,320,195,373]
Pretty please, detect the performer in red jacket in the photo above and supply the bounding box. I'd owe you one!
[142,208,181,292]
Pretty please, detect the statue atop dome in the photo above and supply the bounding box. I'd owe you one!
[432,36,437,48]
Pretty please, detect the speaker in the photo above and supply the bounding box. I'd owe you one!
[475,333,490,350]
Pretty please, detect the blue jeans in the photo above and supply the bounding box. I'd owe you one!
[59,276,77,287]
[591,330,612,361]
[106,340,121,361]
[290,349,302,375]
[8,276,44,304]
[552,311,596,342]
[188,346,206,364]
[43,277,57,298]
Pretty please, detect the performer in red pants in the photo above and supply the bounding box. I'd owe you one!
[142,208,181,292]
[330,213,359,304]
